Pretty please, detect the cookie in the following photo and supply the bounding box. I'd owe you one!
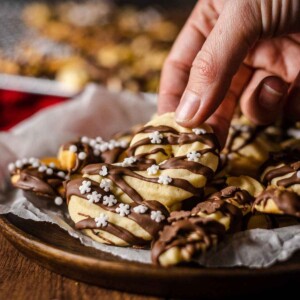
[252,187,300,217]
[66,177,168,247]
[58,136,128,172]
[67,113,221,246]
[151,216,225,267]
[9,157,69,207]
[221,115,280,177]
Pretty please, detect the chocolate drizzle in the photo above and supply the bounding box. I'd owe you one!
[209,186,254,205]
[75,216,147,246]
[13,167,64,200]
[83,162,204,200]
[128,125,220,157]
[62,140,126,172]
[263,161,300,187]
[62,141,99,172]
[191,197,243,232]
[253,188,300,217]
[66,178,167,243]
[151,217,225,265]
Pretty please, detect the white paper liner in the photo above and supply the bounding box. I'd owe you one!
[1,84,300,267]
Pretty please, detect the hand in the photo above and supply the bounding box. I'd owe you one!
[158,0,300,146]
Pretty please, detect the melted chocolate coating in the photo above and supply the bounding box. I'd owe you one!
[263,161,300,187]
[75,215,147,246]
[13,167,64,200]
[253,188,300,217]
[66,178,168,244]
[151,217,225,265]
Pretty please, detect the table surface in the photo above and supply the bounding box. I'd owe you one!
[0,232,161,300]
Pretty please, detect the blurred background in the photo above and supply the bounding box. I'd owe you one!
[0,0,197,130]
[0,0,196,94]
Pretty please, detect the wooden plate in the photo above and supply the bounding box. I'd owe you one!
[1,214,300,298]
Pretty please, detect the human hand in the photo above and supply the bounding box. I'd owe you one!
[158,0,300,146]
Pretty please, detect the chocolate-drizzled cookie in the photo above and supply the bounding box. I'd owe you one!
[58,136,128,173]
[252,148,300,217]
[221,115,280,178]
[253,187,300,217]
[67,112,221,246]
[151,175,263,266]
[66,178,168,247]
[151,216,225,267]
[9,157,70,207]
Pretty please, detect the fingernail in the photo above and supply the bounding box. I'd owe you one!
[259,83,284,109]
[175,91,200,122]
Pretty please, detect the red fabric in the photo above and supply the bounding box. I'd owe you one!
[0,89,68,130]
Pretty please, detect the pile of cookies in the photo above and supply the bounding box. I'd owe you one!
[9,112,300,266]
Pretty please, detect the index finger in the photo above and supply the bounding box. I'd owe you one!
[157,1,220,114]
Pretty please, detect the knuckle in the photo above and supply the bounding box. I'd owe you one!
[191,51,217,85]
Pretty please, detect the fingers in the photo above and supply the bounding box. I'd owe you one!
[175,0,261,127]
[206,64,253,147]
[157,2,210,114]
[240,71,289,125]
[285,70,300,121]
[245,37,300,83]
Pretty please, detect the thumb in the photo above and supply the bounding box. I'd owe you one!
[175,0,261,127]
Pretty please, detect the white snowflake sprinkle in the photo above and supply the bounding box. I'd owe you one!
[15,160,23,169]
[79,180,92,194]
[151,211,165,223]
[29,157,38,164]
[192,128,207,135]
[122,156,137,167]
[69,145,78,153]
[297,170,300,179]
[46,168,54,175]
[54,196,63,206]
[49,162,56,168]
[149,131,163,144]
[93,149,100,156]
[116,203,131,217]
[133,204,148,214]
[8,163,16,173]
[99,143,109,152]
[95,213,109,228]
[96,136,103,143]
[38,165,47,172]
[158,175,172,185]
[87,191,102,204]
[81,136,89,144]
[31,161,40,168]
[22,158,28,164]
[89,139,97,147]
[78,152,87,160]
[108,140,118,150]
[100,179,111,192]
[103,195,117,207]
[187,151,201,162]
[147,164,159,175]
[120,140,128,148]
[57,171,66,178]
[99,166,108,177]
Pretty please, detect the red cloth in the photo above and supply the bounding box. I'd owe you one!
[0,89,68,130]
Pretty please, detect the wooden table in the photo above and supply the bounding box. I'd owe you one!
[0,232,160,300]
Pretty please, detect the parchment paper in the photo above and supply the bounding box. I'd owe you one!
[1,84,300,267]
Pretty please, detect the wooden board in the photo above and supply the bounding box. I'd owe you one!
[1,214,300,299]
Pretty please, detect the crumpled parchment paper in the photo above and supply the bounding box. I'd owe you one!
[1,84,299,267]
